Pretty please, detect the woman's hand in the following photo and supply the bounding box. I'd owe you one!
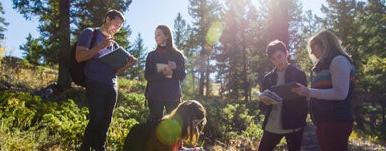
[168,61,177,69]
[291,83,310,97]
[162,66,173,78]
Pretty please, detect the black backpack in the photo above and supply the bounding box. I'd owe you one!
[69,29,98,87]
[123,121,158,151]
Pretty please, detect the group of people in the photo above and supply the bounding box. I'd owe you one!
[76,9,355,151]
[258,31,355,151]
[75,10,205,151]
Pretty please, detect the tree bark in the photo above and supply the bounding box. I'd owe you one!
[205,57,211,97]
[268,0,290,46]
[198,47,206,96]
[56,0,71,90]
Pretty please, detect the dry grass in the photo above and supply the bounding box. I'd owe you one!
[0,57,57,90]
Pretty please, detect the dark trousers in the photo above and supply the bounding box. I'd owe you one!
[316,121,353,151]
[258,129,304,151]
[147,98,180,122]
[80,80,117,151]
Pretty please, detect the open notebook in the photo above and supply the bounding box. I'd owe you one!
[156,63,169,72]
[258,82,301,104]
[99,47,131,70]
[258,89,283,104]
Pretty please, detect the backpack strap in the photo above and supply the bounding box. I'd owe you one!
[89,28,99,49]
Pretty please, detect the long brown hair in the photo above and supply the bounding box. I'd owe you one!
[308,30,353,70]
[163,100,207,146]
[156,25,182,55]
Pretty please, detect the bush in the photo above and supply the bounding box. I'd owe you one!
[0,82,150,150]
[40,100,88,148]
[0,91,41,129]
[201,99,264,149]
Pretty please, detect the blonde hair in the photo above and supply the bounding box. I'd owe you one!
[307,30,353,68]
[163,100,207,146]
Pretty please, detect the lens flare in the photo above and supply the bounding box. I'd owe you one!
[156,119,182,145]
[206,21,224,46]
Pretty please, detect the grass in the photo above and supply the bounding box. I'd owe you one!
[0,57,57,90]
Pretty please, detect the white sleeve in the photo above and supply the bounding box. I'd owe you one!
[310,56,351,101]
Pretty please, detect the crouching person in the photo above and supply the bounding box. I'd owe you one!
[146,100,207,151]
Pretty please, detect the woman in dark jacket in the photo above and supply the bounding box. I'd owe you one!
[145,25,186,122]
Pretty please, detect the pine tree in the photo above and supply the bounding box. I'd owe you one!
[265,0,290,45]
[346,0,385,134]
[219,0,250,101]
[173,13,198,97]
[265,0,303,53]
[0,2,9,41]
[20,34,43,65]
[188,0,222,97]
[320,0,360,61]
[296,10,323,78]
[217,0,269,101]
[174,13,188,50]
[126,33,146,80]
[349,0,386,58]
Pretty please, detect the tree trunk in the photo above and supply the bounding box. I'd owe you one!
[198,47,206,97]
[382,100,385,128]
[56,0,71,90]
[268,0,290,45]
[242,30,249,101]
[243,61,249,101]
[205,58,211,97]
[199,70,205,96]
[191,68,196,96]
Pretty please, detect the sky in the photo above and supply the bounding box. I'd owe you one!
[1,0,325,58]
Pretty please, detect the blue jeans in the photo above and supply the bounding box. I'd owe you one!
[80,80,117,151]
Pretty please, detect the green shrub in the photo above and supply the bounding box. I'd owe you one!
[40,100,88,148]
[201,99,264,148]
[0,91,41,129]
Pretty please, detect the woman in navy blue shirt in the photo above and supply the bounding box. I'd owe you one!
[145,25,186,122]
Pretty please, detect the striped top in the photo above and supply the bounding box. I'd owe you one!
[310,55,355,123]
